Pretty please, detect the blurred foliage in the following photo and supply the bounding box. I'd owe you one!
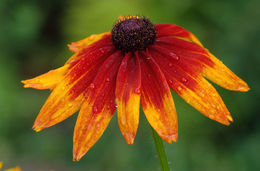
[0,0,260,170]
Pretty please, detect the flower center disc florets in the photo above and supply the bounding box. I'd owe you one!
[111,16,156,52]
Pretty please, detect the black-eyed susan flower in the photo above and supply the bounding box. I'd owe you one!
[22,16,249,161]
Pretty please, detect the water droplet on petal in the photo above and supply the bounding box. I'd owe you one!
[181,77,188,83]
[114,100,118,108]
[68,103,73,107]
[169,52,174,57]
[177,86,182,91]
[169,80,173,84]
[148,74,152,78]
[89,83,95,89]
[106,78,110,82]
[168,63,173,67]
[100,48,105,53]
[93,106,98,113]
[134,88,141,94]
[169,52,179,60]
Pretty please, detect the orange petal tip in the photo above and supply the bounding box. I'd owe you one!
[32,122,44,132]
[21,80,32,88]
[123,133,135,145]
[73,151,86,162]
[169,133,178,143]
[161,133,178,144]
[227,115,234,122]
[33,127,42,132]
[237,83,250,92]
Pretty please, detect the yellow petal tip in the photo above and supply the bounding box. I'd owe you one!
[32,124,43,132]
[125,138,134,145]
[227,115,234,122]
[33,128,42,132]
[237,84,250,92]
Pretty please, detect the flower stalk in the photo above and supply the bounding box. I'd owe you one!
[151,127,170,171]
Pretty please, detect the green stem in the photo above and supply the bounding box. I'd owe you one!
[151,127,170,171]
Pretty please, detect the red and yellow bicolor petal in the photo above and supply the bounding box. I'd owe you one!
[22,64,70,90]
[155,36,249,92]
[202,52,249,92]
[150,46,233,124]
[73,51,123,161]
[66,33,112,64]
[68,32,110,53]
[116,52,141,144]
[30,45,115,132]
[151,31,250,125]
[156,24,203,46]
[139,52,178,143]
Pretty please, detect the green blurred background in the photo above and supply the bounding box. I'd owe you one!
[0,0,259,170]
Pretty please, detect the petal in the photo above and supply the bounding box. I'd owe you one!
[33,46,115,132]
[150,46,233,125]
[22,64,69,90]
[73,51,123,161]
[139,52,178,143]
[116,52,141,144]
[66,33,112,64]
[156,24,203,46]
[68,32,110,52]
[155,36,249,92]
[202,52,250,92]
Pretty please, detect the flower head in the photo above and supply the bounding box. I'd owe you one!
[22,16,249,161]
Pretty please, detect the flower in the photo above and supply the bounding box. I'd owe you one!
[0,162,22,171]
[22,15,249,161]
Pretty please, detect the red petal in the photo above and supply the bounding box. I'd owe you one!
[155,36,249,92]
[156,24,203,46]
[139,52,178,143]
[66,34,113,64]
[73,51,123,161]
[150,47,233,125]
[33,46,115,132]
[116,52,141,144]
[68,32,110,53]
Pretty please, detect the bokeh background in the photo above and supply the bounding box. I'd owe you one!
[0,0,259,170]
